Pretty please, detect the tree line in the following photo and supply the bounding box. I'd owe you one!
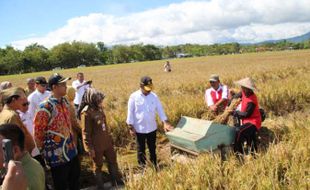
[1,40,310,75]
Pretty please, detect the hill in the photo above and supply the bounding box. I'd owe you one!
[259,31,310,44]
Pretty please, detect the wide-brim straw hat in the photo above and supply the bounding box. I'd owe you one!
[234,77,257,91]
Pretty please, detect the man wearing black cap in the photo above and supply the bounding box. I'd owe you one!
[27,76,51,121]
[126,76,173,169]
[34,73,80,190]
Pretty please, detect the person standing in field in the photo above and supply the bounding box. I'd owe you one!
[78,88,123,189]
[72,72,91,112]
[66,86,83,156]
[205,74,229,115]
[0,87,35,153]
[0,81,12,91]
[231,77,262,155]
[27,77,51,121]
[164,61,171,72]
[0,81,13,112]
[34,73,80,190]
[25,78,36,97]
[0,124,45,190]
[126,76,173,169]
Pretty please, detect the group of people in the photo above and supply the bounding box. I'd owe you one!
[0,71,262,190]
[204,74,262,155]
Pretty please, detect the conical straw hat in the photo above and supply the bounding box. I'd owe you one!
[234,77,257,91]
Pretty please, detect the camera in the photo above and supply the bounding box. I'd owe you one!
[86,80,92,85]
[2,139,13,165]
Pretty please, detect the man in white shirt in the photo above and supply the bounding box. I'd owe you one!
[18,101,46,167]
[72,72,91,111]
[205,74,229,115]
[27,77,51,121]
[126,76,173,168]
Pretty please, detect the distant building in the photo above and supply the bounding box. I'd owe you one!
[176,53,192,58]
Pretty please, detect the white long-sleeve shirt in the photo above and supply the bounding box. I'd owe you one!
[126,90,167,134]
[18,110,40,157]
[72,80,90,105]
[27,89,51,121]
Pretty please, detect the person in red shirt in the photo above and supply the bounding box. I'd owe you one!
[204,74,229,115]
[231,77,261,155]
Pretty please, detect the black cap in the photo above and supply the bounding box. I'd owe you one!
[48,73,71,88]
[140,76,153,91]
[140,76,152,86]
[35,76,48,84]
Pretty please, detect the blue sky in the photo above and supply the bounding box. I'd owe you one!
[0,0,184,47]
[1,0,310,49]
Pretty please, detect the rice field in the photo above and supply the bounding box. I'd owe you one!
[1,49,310,189]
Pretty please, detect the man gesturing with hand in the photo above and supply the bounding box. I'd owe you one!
[126,76,173,169]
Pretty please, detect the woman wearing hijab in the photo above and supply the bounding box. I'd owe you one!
[77,88,122,189]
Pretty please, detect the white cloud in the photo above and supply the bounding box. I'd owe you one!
[12,0,310,49]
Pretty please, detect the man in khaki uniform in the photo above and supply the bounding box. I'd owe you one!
[0,87,35,153]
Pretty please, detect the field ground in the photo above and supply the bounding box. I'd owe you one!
[1,50,310,189]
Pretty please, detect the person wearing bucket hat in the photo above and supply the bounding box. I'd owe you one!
[0,87,35,154]
[27,76,51,122]
[33,73,80,190]
[231,77,261,155]
[126,76,173,169]
[204,74,229,115]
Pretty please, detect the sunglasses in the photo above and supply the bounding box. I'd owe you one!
[22,102,30,107]
[40,84,48,87]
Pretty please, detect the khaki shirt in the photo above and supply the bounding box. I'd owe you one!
[0,106,35,153]
[81,106,113,153]
[21,152,45,190]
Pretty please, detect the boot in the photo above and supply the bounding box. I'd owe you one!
[94,170,104,190]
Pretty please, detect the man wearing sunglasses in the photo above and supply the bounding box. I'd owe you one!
[0,87,35,153]
[27,77,51,121]
[204,74,229,115]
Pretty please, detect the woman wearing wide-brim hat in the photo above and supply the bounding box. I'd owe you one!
[231,77,262,155]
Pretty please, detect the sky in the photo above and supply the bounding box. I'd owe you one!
[1,0,310,49]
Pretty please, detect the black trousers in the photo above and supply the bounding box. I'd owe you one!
[50,156,81,190]
[234,123,257,154]
[136,130,157,167]
[33,154,46,168]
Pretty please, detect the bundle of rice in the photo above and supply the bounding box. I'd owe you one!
[213,98,241,124]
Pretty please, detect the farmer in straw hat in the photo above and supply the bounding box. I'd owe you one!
[230,77,262,155]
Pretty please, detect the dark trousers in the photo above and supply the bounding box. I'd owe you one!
[50,156,81,190]
[33,154,46,168]
[234,123,258,154]
[136,130,157,167]
[74,104,79,117]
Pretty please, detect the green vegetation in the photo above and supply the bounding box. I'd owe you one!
[1,39,310,75]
